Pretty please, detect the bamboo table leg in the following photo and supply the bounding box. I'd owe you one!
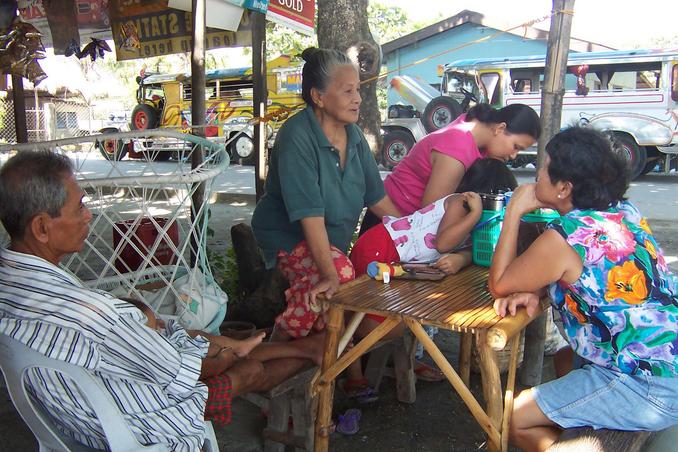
[500,334,520,452]
[404,318,501,449]
[459,332,473,387]
[314,305,343,452]
[475,330,502,452]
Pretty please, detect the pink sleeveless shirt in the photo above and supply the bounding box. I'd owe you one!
[384,114,481,215]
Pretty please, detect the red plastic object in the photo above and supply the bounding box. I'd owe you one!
[112,217,179,273]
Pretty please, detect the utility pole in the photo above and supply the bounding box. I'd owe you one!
[520,0,575,389]
[537,0,575,168]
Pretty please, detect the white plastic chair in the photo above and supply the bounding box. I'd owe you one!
[0,334,219,451]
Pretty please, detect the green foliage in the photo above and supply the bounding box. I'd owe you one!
[367,2,414,45]
[207,246,243,306]
[262,2,414,59]
[265,22,317,58]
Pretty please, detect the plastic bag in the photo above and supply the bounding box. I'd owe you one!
[174,269,228,334]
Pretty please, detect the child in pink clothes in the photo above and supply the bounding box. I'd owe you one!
[351,158,518,277]
[382,103,540,218]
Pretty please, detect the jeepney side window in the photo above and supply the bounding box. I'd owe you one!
[608,62,661,91]
[479,72,501,106]
[672,64,678,102]
[182,83,192,101]
[206,81,217,100]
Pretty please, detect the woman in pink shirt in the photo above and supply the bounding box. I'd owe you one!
[385,103,541,216]
[359,103,540,381]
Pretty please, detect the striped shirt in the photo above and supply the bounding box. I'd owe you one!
[0,248,210,451]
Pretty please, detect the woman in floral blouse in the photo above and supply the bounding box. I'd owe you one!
[488,127,677,452]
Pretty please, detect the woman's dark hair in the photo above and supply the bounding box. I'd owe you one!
[457,158,517,193]
[466,103,541,140]
[545,127,629,210]
[300,47,354,106]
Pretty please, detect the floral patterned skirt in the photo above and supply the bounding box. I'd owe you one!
[275,241,355,338]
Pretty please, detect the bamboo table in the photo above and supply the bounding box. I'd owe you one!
[312,265,548,452]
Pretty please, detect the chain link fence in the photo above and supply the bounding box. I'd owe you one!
[0,94,129,145]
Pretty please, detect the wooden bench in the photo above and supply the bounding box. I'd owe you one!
[241,335,417,451]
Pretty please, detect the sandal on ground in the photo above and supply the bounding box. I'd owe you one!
[340,378,379,403]
[414,360,446,382]
[336,408,362,435]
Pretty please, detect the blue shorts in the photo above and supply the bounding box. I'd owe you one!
[532,364,678,431]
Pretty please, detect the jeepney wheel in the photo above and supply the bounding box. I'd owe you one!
[131,104,159,130]
[613,132,646,180]
[96,137,128,161]
[422,96,462,133]
[231,134,255,165]
[382,129,415,170]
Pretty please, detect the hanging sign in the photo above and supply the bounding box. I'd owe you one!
[17,0,111,49]
[109,0,252,61]
[267,0,314,36]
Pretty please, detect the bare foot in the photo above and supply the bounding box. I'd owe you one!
[232,331,266,358]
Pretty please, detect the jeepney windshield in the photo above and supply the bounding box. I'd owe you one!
[136,82,164,104]
[442,70,482,103]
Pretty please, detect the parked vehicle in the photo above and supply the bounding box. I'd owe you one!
[438,49,678,178]
[99,56,304,163]
[383,49,678,178]
[380,75,479,169]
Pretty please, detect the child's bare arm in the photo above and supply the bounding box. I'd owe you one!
[120,297,164,330]
[432,250,472,274]
[435,193,482,253]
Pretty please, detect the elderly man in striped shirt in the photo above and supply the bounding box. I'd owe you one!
[0,150,325,451]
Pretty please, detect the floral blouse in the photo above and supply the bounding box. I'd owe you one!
[547,201,678,377]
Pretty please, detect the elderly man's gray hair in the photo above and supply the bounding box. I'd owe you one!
[0,150,74,239]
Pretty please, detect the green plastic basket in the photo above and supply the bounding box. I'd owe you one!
[471,209,561,267]
[522,209,560,223]
[472,209,504,267]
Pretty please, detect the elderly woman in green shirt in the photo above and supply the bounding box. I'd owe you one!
[252,47,399,341]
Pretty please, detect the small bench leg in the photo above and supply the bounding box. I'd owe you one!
[291,384,315,451]
[264,394,289,452]
[392,333,416,404]
[364,344,391,392]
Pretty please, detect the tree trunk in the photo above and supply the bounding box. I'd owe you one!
[228,223,288,329]
[317,0,382,156]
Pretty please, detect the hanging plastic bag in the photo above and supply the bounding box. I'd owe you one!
[174,268,227,334]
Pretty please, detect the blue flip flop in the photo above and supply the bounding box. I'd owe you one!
[336,408,362,435]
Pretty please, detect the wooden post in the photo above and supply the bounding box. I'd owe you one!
[537,0,575,168]
[522,1,575,386]
[251,11,267,201]
[11,74,28,143]
[190,0,206,265]
[519,311,547,386]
